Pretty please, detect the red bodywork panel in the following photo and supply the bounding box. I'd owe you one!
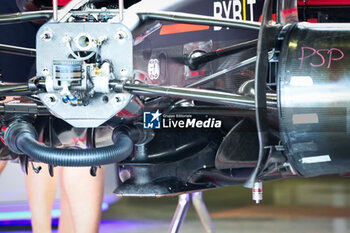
[58,0,71,6]
[298,0,350,5]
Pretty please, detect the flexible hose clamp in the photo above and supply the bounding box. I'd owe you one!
[4,121,38,154]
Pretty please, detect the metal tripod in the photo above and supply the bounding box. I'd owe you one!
[168,192,216,233]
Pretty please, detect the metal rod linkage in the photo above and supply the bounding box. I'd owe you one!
[119,0,124,21]
[53,0,58,22]
[0,44,36,57]
[186,56,256,88]
[0,11,52,25]
[0,84,29,93]
[123,82,256,109]
[186,39,258,70]
[137,11,261,31]
[0,103,50,115]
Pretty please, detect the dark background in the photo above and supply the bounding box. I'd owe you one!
[0,0,39,83]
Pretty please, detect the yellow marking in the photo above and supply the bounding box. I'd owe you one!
[95,67,101,75]
[288,41,298,48]
[243,0,247,21]
[14,88,28,92]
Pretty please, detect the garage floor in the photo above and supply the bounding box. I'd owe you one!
[1,177,350,233]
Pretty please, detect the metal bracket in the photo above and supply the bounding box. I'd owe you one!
[168,192,216,233]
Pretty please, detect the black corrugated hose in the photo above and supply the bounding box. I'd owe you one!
[5,121,134,167]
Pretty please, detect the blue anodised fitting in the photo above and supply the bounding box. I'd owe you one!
[62,96,69,103]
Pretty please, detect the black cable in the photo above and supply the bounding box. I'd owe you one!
[244,0,273,188]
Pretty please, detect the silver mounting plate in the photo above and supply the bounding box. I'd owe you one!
[36,22,133,128]
[36,22,133,79]
[38,92,132,128]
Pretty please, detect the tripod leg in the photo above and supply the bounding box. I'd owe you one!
[192,192,216,233]
[168,194,191,233]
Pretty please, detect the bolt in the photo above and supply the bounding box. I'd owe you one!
[120,68,128,76]
[45,94,58,105]
[102,96,109,103]
[114,31,126,41]
[114,95,124,103]
[42,68,50,76]
[62,35,71,43]
[40,31,52,41]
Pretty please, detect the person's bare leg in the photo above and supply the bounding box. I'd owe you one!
[25,163,58,233]
[58,167,74,233]
[0,161,7,174]
[59,166,105,233]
